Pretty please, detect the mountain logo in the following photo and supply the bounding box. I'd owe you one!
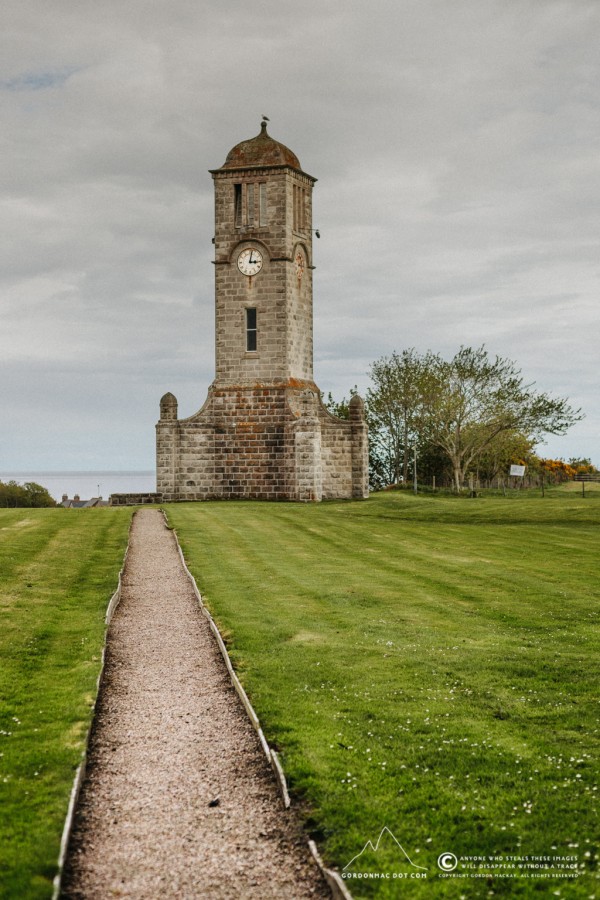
[343,826,428,872]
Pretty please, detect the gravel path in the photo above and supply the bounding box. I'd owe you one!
[61,508,329,900]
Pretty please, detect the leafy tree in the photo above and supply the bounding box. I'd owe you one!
[366,349,434,486]
[331,346,583,493]
[474,431,536,484]
[22,482,57,507]
[414,443,453,487]
[0,480,56,508]
[420,346,583,492]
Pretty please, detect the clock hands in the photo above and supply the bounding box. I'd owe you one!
[238,248,263,276]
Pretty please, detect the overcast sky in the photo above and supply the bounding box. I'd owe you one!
[2,0,598,473]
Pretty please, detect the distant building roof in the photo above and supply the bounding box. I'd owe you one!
[60,496,108,508]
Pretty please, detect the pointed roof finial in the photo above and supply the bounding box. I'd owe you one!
[261,115,270,134]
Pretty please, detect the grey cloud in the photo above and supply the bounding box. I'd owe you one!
[1,0,598,469]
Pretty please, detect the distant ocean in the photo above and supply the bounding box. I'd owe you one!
[0,471,155,502]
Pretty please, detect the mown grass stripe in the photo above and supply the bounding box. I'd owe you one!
[0,509,133,900]
[167,493,599,899]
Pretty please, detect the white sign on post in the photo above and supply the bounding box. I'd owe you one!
[510,465,526,477]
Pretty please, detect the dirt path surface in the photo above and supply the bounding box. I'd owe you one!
[61,508,329,900]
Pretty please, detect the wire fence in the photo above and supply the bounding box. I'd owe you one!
[386,479,600,499]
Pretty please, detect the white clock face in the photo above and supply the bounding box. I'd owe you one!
[237,248,263,277]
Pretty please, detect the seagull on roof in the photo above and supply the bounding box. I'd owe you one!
[262,115,270,122]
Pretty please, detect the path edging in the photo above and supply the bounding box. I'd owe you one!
[166,512,354,900]
[309,841,354,900]
[51,518,133,900]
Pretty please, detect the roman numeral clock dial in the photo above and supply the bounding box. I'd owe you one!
[237,248,263,277]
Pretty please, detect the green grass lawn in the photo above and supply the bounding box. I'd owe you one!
[167,492,600,898]
[0,508,133,900]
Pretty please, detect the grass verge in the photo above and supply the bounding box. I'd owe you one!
[167,492,599,899]
[0,508,133,900]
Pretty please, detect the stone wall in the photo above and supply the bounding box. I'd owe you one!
[156,384,368,502]
[212,167,315,387]
[109,493,163,506]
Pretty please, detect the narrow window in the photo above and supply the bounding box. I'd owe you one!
[246,308,257,351]
[247,183,255,226]
[234,184,242,226]
[259,183,267,226]
[293,184,306,232]
[293,184,299,231]
[292,185,296,231]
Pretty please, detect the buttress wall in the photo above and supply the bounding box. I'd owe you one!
[156,387,368,502]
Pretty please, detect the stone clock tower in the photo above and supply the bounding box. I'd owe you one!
[156,122,368,502]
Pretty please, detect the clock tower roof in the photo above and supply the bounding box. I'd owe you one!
[218,121,302,171]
